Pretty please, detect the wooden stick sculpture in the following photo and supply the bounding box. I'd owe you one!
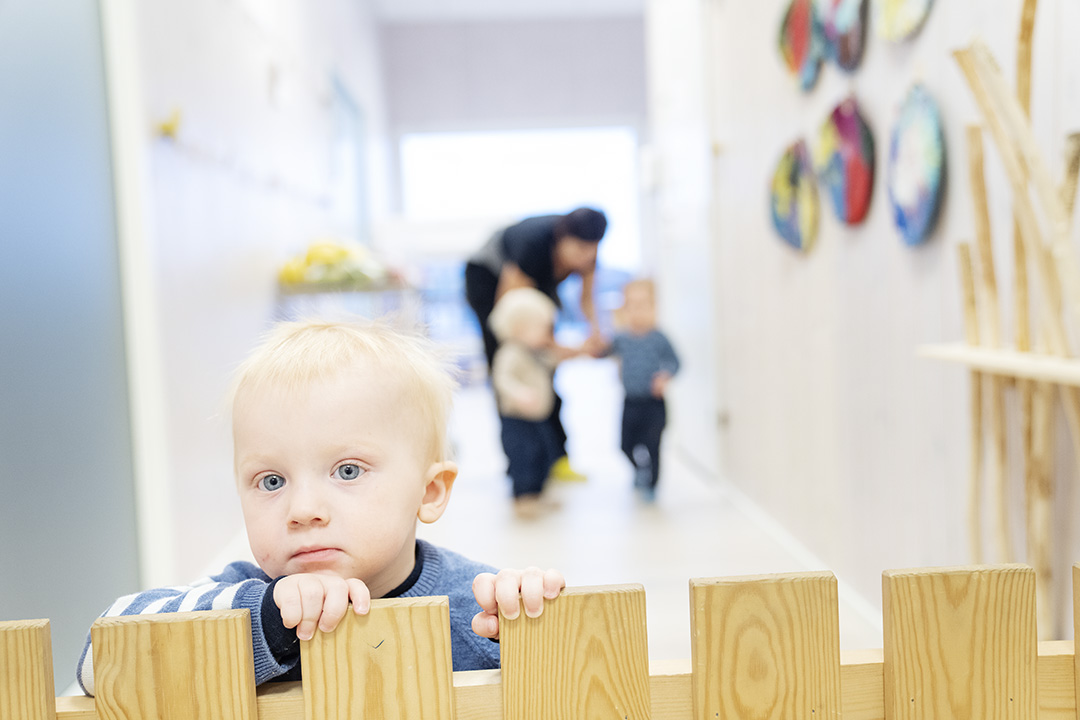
[957,244,984,564]
[1015,0,1044,630]
[948,33,1080,637]
[965,127,1012,564]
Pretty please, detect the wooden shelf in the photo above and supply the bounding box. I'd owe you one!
[919,343,1080,387]
[277,279,410,296]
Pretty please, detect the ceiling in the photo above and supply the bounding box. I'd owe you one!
[371,0,645,24]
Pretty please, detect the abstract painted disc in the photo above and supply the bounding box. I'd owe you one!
[888,84,946,245]
[770,139,819,252]
[818,0,867,71]
[876,0,933,41]
[779,0,826,92]
[814,96,875,225]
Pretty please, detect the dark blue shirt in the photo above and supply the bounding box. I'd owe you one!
[608,329,681,398]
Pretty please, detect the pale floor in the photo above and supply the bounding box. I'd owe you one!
[419,357,883,661]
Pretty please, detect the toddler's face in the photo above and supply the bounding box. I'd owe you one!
[233,366,436,597]
[623,286,656,333]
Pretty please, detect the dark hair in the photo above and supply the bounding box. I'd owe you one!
[555,207,607,242]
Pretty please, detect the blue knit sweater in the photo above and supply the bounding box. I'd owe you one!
[76,539,499,695]
[608,329,681,398]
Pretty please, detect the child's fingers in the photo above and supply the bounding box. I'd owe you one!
[347,578,371,614]
[277,593,302,630]
[296,577,327,641]
[274,578,303,629]
[520,567,546,618]
[472,572,498,614]
[542,569,566,599]
[318,579,350,633]
[471,610,500,639]
[494,569,524,620]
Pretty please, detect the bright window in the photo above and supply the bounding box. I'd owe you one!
[400,126,641,271]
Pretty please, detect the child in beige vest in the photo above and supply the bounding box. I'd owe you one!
[488,288,564,518]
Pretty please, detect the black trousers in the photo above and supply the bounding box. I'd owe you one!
[463,261,568,456]
[500,416,561,497]
[463,262,501,369]
[621,397,667,490]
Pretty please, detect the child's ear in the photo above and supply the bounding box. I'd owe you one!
[417,461,457,524]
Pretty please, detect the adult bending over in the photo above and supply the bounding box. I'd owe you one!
[464,207,607,482]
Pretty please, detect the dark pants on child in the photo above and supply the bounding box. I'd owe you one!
[621,397,666,490]
[501,416,561,498]
[464,261,569,455]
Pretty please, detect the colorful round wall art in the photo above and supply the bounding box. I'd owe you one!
[876,0,933,41]
[887,84,946,246]
[779,0,825,92]
[770,139,819,252]
[814,97,875,225]
[818,0,867,71]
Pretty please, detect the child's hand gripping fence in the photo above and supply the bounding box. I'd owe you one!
[3,563,1079,719]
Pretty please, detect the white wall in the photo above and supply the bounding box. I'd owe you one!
[381,16,647,132]
[122,0,392,583]
[379,16,648,214]
[643,0,721,477]
[672,0,1080,632]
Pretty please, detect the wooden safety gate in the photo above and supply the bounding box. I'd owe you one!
[3,563,1079,719]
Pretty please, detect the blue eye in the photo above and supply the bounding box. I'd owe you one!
[258,474,286,492]
[333,463,364,481]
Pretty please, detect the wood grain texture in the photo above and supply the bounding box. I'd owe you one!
[838,649,885,720]
[452,670,502,720]
[953,47,1068,357]
[1030,379,1056,636]
[1035,641,1074,720]
[918,344,1080,385]
[958,244,981,347]
[1063,134,1080,215]
[0,618,55,720]
[965,129,1013,564]
[986,372,1011,563]
[44,637,1080,720]
[91,609,257,720]
[500,584,650,720]
[1014,0,1037,354]
[1073,565,1080,720]
[882,565,1037,719]
[966,130,1001,347]
[968,43,1080,341]
[690,571,840,720]
[957,244,984,564]
[300,596,454,720]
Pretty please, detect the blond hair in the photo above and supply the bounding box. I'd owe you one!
[229,318,457,464]
[488,288,556,342]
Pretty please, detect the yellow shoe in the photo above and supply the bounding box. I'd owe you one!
[548,456,587,483]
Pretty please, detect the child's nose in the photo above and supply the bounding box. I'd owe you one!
[287,484,329,526]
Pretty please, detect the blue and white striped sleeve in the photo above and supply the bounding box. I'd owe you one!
[76,562,295,695]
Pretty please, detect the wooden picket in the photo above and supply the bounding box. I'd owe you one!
[501,584,650,720]
[690,571,841,719]
[883,565,1037,719]
[9,563,1080,719]
[0,619,55,720]
[300,596,454,720]
[91,609,257,720]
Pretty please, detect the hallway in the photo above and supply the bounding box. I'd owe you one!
[420,356,883,661]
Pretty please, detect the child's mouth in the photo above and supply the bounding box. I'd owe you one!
[291,547,342,563]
